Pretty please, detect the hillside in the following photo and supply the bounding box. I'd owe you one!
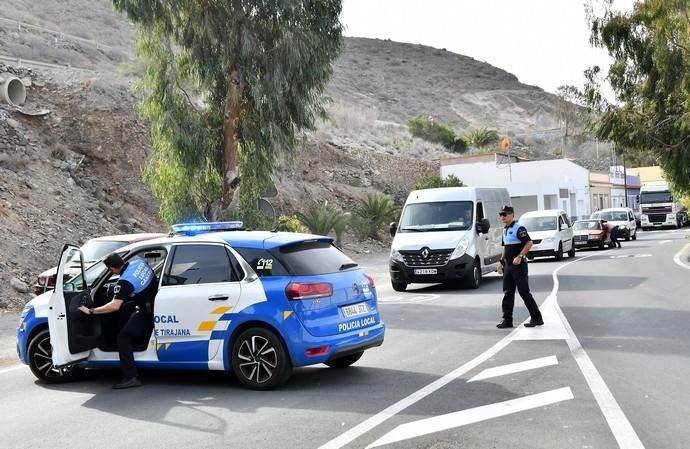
[0,0,609,308]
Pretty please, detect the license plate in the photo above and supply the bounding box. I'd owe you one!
[414,268,438,275]
[342,302,369,318]
[575,241,587,246]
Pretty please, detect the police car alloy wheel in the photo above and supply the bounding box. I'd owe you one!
[28,330,81,383]
[231,327,291,390]
[324,351,364,368]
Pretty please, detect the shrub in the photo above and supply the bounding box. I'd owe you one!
[465,127,501,149]
[296,203,350,245]
[413,173,464,191]
[276,215,307,233]
[351,193,400,240]
[447,136,468,153]
[407,115,457,148]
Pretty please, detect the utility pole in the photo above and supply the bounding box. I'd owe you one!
[623,152,628,207]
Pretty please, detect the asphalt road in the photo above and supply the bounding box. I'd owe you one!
[1,228,689,449]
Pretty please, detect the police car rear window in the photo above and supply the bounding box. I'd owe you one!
[278,241,357,276]
[234,248,289,277]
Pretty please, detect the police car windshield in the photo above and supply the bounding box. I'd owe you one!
[399,201,473,232]
[81,240,127,263]
[520,216,557,232]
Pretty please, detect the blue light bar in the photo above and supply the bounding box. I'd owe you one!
[171,221,245,236]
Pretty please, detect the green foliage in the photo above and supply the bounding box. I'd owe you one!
[296,203,350,245]
[464,127,501,149]
[407,115,457,149]
[413,173,464,191]
[447,136,468,153]
[586,0,690,195]
[276,215,307,233]
[351,194,400,240]
[113,0,343,224]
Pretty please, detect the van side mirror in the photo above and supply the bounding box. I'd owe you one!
[478,218,490,234]
[389,222,398,238]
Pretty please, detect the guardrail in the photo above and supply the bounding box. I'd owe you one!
[0,54,96,72]
[0,16,115,51]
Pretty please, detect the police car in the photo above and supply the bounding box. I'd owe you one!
[16,222,385,390]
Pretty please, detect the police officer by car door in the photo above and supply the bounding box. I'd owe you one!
[496,206,544,329]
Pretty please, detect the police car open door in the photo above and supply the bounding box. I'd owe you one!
[48,244,101,367]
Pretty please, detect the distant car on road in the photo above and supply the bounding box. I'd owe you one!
[519,209,575,261]
[572,219,612,250]
[590,208,637,241]
[33,233,165,295]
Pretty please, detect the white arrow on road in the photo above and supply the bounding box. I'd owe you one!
[367,387,574,448]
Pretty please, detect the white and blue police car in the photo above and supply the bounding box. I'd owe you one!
[16,222,385,390]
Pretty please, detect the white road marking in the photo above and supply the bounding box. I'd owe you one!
[609,254,652,259]
[673,243,690,270]
[511,296,569,340]
[659,240,672,244]
[468,355,558,383]
[320,251,643,449]
[367,387,574,448]
[317,325,523,449]
[0,364,26,375]
[377,294,440,305]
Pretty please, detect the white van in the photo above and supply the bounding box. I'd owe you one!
[590,207,638,240]
[389,187,510,291]
[519,209,575,261]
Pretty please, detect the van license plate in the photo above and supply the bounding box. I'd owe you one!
[414,268,437,275]
[342,302,368,318]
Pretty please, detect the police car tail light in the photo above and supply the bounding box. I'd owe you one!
[285,282,333,300]
[367,275,375,289]
[306,345,331,357]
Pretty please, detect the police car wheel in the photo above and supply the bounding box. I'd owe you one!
[324,351,364,368]
[555,243,564,261]
[231,327,291,390]
[28,329,81,383]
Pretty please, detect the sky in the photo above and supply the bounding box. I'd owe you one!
[340,0,637,96]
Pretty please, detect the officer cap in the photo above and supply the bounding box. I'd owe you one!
[499,205,514,215]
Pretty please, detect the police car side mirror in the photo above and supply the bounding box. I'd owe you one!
[478,218,490,234]
[389,222,398,238]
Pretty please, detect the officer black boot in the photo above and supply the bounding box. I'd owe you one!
[113,377,142,389]
[524,319,545,328]
[496,319,513,329]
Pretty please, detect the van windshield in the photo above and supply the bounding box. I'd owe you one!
[521,216,557,232]
[399,201,473,232]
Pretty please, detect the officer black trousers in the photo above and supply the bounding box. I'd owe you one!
[117,310,153,380]
[502,262,542,322]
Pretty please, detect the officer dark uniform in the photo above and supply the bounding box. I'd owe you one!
[497,206,544,329]
[80,253,157,389]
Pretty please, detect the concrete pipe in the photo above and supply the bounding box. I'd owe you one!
[0,74,27,106]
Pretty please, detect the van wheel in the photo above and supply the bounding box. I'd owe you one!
[567,240,576,258]
[555,243,564,261]
[324,351,363,368]
[231,327,291,390]
[391,281,407,292]
[28,329,81,383]
[465,259,481,289]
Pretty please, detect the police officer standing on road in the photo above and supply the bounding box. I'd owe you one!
[496,206,544,329]
[78,253,157,389]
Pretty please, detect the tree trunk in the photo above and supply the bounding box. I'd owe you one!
[222,66,243,208]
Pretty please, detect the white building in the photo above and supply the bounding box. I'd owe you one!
[440,153,592,220]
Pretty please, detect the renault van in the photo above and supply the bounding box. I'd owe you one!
[389,187,510,291]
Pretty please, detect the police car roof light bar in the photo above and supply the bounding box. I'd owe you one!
[171,221,245,236]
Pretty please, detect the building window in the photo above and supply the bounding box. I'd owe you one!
[559,189,569,199]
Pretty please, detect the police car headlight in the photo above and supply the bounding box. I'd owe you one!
[20,304,32,319]
[450,236,470,259]
[390,248,403,262]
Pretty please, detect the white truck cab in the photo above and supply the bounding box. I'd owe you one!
[389,187,510,291]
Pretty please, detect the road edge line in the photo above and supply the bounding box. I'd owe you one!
[673,242,690,270]
[0,364,26,375]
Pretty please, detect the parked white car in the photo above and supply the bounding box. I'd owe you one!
[590,207,637,240]
[519,209,575,260]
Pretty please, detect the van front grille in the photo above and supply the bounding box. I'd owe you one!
[401,249,453,267]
